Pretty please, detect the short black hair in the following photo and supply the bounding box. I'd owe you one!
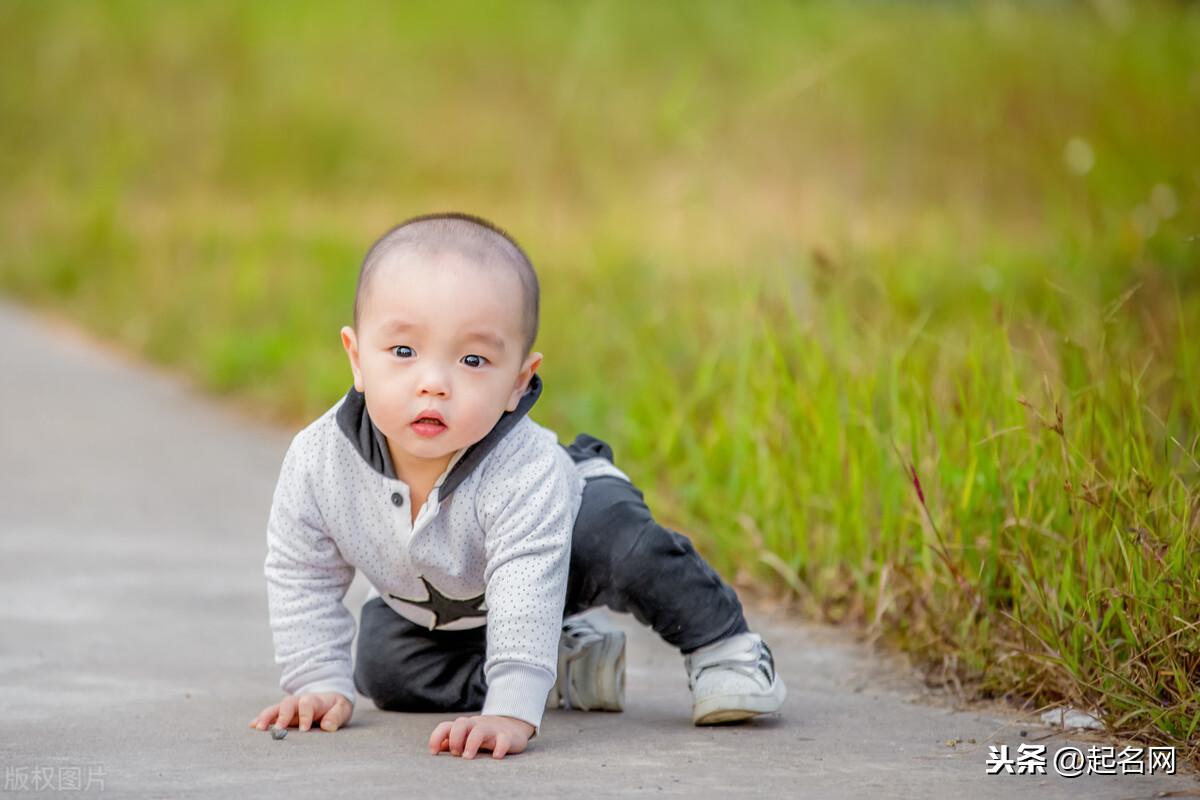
[353,212,540,358]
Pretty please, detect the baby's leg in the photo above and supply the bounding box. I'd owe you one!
[562,434,784,724]
[563,465,750,654]
[354,597,487,712]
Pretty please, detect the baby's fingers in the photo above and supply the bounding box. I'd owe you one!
[275,696,299,730]
[428,721,454,755]
[319,697,351,732]
[249,703,280,730]
[297,696,315,732]
[448,717,473,756]
[492,732,512,760]
[462,725,490,760]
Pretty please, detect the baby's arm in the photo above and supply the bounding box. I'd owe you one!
[253,437,358,731]
[429,435,580,757]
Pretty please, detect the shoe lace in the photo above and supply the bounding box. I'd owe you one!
[562,617,604,654]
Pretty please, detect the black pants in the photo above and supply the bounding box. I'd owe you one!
[353,433,749,713]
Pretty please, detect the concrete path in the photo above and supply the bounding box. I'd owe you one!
[1,296,1194,799]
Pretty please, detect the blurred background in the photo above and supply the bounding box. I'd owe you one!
[1,0,1197,762]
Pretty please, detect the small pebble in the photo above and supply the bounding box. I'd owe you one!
[270,725,287,740]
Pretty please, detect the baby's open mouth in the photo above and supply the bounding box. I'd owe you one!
[414,418,444,426]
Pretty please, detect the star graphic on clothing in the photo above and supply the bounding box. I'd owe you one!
[390,577,486,629]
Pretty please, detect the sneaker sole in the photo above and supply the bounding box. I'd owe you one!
[693,675,787,725]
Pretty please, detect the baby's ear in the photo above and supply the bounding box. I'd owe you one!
[340,326,364,391]
[506,356,540,411]
[523,351,543,379]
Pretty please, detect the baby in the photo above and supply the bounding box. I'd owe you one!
[248,212,786,759]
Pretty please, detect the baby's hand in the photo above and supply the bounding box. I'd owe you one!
[249,692,353,733]
[428,714,535,759]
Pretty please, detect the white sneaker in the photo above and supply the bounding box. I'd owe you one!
[545,613,626,712]
[684,632,786,725]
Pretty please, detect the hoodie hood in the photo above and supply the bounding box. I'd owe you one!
[335,372,543,501]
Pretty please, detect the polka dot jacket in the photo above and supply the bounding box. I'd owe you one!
[263,373,630,732]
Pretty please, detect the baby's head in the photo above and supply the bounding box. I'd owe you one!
[340,212,542,478]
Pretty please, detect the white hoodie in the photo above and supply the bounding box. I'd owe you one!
[263,373,628,732]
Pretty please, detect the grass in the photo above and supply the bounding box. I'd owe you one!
[1,0,1198,766]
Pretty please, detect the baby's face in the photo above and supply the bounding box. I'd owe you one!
[341,248,540,480]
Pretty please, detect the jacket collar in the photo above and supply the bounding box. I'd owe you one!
[335,372,543,501]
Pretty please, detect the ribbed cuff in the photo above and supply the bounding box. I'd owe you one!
[480,662,555,733]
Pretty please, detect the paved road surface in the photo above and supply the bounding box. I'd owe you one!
[1,297,1194,798]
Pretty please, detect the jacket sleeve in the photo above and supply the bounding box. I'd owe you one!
[476,432,582,733]
[263,434,358,708]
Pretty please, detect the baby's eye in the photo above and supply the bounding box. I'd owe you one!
[392,345,414,358]
[462,354,488,368]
